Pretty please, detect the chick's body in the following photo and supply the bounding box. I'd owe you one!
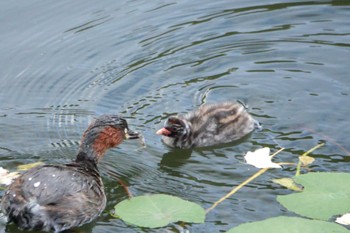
[157,102,259,149]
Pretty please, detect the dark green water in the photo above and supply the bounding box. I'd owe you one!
[0,0,349,232]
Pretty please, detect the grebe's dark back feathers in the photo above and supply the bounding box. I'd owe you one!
[0,115,140,232]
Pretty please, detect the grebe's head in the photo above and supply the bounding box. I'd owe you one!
[79,115,140,162]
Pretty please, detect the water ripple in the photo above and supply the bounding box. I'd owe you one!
[1,1,349,232]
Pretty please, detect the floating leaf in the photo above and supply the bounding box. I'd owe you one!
[336,213,350,225]
[299,155,315,166]
[114,194,205,228]
[245,147,281,168]
[17,161,43,171]
[295,143,324,176]
[226,216,350,233]
[272,178,303,192]
[277,172,350,220]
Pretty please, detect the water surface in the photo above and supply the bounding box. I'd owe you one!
[1,0,350,232]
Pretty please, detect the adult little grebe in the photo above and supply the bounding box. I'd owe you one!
[156,102,259,149]
[0,115,140,232]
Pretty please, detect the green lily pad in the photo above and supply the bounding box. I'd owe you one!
[114,194,205,228]
[226,216,350,233]
[277,172,350,220]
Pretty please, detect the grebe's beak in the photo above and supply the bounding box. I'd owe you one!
[124,128,140,139]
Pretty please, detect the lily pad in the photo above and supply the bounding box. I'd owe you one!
[226,216,350,233]
[114,194,205,228]
[277,172,350,220]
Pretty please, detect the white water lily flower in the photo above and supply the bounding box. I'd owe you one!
[245,147,282,169]
[336,213,350,225]
[0,167,19,185]
[0,167,8,176]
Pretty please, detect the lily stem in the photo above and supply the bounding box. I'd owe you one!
[206,148,285,214]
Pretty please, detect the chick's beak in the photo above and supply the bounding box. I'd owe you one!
[156,127,171,136]
[124,128,140,139]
